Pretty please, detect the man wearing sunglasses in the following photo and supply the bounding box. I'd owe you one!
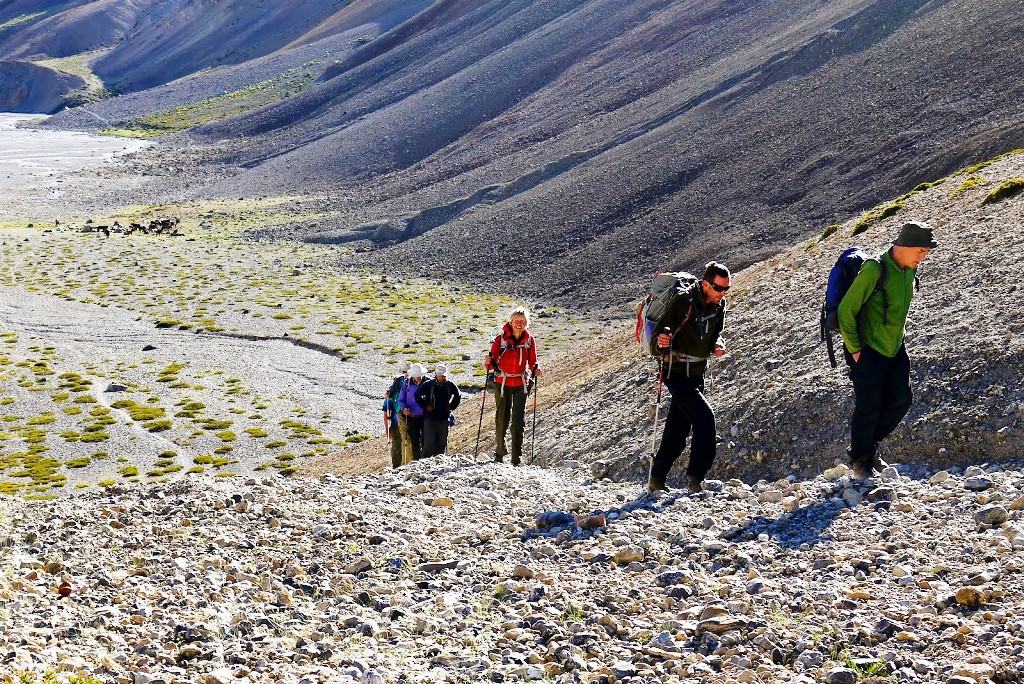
[648,261,730,494]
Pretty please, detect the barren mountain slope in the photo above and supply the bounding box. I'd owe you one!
[0,0,432,113]
[308,148,1024,486]
[187,0,1024,308]
[6,0,1024,312]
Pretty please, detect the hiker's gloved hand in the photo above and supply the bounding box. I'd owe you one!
[713,342,727,358]
[483,356,493,371]
[657,333,671,349]
[533,366,542,377]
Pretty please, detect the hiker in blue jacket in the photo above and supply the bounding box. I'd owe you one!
[383,360,411,468]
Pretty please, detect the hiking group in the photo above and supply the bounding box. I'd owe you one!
[639,220,936,493]
[381,219,936,491]
[383,362,462,467]
[383,306,541,468]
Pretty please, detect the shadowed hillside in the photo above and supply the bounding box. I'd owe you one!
[4,0,1024,308]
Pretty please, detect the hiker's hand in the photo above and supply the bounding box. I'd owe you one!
[402,407,410,415]
[483,357,493,370]
[852,351,861,363]
[713,343,727,357]
[533,367,542,377]
[656,333,671,349]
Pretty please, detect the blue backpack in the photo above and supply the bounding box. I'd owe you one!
[819,247,888,368]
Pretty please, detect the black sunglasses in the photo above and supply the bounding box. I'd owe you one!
[707,280,730,293]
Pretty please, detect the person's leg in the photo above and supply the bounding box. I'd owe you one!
[436,420,450,456]
[421,420,439,459]
[681,379,716,483]
[649,374,695,487]
[390,423,403,468]
[493,386,512,462]
[510,386,527,465]
[409,417,424,460]
[845,347,886,473]
[873,344,913,446]
[398,414,412,465]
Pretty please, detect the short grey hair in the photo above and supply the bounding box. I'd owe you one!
[509,306,530,326]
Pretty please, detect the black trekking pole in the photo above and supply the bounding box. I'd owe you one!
[474,372,492,461]
[530,370,540,466]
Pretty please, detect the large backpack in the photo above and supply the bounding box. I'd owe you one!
[819,247,889,368]
[635,272,699,355]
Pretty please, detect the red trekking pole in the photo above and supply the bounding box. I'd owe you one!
[650,327,671,460]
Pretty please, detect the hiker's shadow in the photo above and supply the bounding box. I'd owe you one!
[726,484,847,549]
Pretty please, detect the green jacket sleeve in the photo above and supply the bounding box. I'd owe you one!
[836,260,880,354]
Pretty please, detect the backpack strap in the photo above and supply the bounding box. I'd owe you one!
[875,257,889,325]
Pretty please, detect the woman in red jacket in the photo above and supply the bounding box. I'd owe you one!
[484,306,541,465]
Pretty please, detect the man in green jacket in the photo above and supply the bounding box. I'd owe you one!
[837,220,937,480]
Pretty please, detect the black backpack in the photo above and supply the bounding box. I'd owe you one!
[819,247,889,368]
[635,272,699,355]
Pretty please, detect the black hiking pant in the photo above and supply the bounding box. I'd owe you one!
[406,415,425,461]
[651,373,716,482]
[844,344,913,467]
[422,419,450,459]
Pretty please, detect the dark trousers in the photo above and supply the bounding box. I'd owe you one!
[422,419,450,459]
[651,373,716,481]
[494,384,527,464]
[389,421,403,468]
[406,415,424,461]
[844,344,913,465]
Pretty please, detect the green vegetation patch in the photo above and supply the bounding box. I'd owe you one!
[196,418,233,430]
[820,224,841,240]
[0,13,46,32]
[107,63,319,138]
[851,200,904,236]
[143,419,173,432]
[949,175,987,199]
[111,399,166,422]
[982,178,1024,205]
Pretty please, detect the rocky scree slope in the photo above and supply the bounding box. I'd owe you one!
[495,149,1024,489]
[2,457,1024,683]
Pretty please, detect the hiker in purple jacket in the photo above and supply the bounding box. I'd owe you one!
[397,363,426,461]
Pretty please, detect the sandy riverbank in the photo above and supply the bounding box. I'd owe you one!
[0,113,151,221]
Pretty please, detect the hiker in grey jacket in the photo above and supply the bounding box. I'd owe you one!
[414,364,461,459]
[648,261,729,494]
[838,220,937,480]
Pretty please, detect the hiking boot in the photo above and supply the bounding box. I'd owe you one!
[685,474,704,493]
[647,475,667,493]
[850,461,872,482]
[872,455,889,473]
[494,455,504,464]
[511,456,522,467]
